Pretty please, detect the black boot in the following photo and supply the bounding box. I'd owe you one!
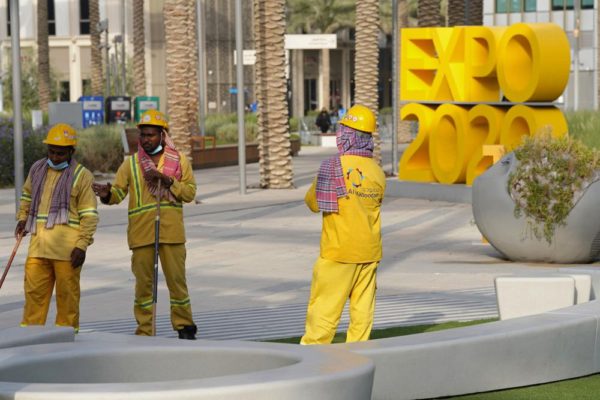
[177,325,197,340]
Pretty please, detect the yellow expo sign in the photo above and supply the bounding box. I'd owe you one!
[398,23,570,185]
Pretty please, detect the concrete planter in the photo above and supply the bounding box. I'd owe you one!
[472,153,600,263]
[190,139,301,169]
[121,128,300,170]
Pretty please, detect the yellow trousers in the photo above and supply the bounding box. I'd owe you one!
[21,257,82,330]
[301,257,378,345]
[131,244,195,335]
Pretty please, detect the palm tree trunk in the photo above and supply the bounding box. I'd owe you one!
[133,0,146,97]
[254,0,293,188]
[37,0,50,111]
[447,0,465,26]
[468,0,483,25]
[354,0,381,164]
[90,0,103,96]
[398,0,412,144]
[320,48,330,110]
[164,0,198,158]
[418,0,441,27]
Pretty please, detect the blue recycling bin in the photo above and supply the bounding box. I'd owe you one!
[78,96,104,128]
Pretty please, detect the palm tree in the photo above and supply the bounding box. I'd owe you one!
[287,0,354,110]
[418,0,441,27]
[90,0,103,96]
[164,0,198,158]
[447,0,482,25]
[37,0,50,111]
[133,0,146,96]
[354,0,382,163]
[254,0,293,188]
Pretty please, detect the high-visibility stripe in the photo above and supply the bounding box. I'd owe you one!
[128,202,182,217]
[134,298,153,310]
[111,187,126,202]
[72,164,85,188]
[20,193,32,202]
[78,208,98,217]
[68,218,80,227]
[130,154,142,208]
[36,215,80,227]
[170,297,191,307]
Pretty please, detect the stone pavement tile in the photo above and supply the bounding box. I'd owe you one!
[0,145,580,336]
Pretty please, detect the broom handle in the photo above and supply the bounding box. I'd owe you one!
[0,234,24,290]
[151,180,161,336]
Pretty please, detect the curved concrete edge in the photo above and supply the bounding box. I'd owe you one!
[0,326,74,350]
[385,179,472,203]
[341,290,600,399]
[0,333,374,400]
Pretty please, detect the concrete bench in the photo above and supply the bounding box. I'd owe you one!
[495,274,591,320]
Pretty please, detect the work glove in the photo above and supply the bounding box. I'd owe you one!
[71,247,86,269]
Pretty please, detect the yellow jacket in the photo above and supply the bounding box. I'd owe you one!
[107,152,196,249]
[305,155,386,264]
[17,164,99,261]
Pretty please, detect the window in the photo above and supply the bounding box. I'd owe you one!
[496,0,537,12]
[80,0,90,34]
[48,0,56,36]
[7,1,10,37]
[551,0,593,9]
[59,81,70,101]
[8,1,56,36]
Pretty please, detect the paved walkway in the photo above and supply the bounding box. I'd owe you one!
[0,144,578,340]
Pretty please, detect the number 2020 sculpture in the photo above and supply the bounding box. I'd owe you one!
[398,23,570,185]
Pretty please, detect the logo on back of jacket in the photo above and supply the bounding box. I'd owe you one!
[346,168,381,199]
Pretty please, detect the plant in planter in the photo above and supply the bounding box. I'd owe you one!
[508,132,600,244]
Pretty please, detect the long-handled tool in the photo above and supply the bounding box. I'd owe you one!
[0,234,24,290]
[151,180,161,336]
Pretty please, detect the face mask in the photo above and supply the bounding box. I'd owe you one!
[149,144,163,155]
[47,159,69,170]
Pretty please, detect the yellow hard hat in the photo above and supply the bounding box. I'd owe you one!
[137,109,169,131]
[43,123,77,147]
[339,104,376,134]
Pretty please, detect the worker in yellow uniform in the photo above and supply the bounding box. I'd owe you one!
[15,123,98,332]
[92,110,197,339]
[301,104,386,344]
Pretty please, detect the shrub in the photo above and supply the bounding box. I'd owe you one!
[76,124,126,173]
[565,110,600,150]
[0,118,47,187]
[508,132,600,243]
[215,122,258,144]
[289,116,299,132]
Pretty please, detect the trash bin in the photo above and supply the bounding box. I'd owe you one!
[106,96,132,124]
[134,96,160,122]
[79,96,104,128]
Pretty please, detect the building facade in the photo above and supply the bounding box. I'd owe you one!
[0,0,393,117]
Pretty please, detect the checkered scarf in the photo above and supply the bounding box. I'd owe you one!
[25,158,77,234]
[137,131,182,202]
[315,124,374,212]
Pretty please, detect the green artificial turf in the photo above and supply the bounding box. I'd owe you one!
[265,318,496,344]
[451,374,600,399]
